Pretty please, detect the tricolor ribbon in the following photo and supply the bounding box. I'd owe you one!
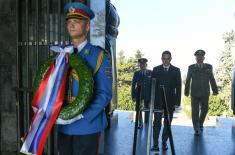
[20,46,74,155]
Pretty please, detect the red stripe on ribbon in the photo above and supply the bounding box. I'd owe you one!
[22,62,55,142]
[36,65,68,155]
[32,62,55,107]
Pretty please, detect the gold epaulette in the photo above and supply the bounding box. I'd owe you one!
[93,50,104,75]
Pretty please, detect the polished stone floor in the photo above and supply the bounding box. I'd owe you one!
[104,110,235,155]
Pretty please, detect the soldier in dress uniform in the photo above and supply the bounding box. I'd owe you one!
[56,2,112,155]
[131,58,152,128]
[185,49,218,136]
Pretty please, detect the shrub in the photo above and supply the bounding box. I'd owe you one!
[183,94,228,117]
[182,96,192,118]
[208,95,228,116]
[117,85,135,111]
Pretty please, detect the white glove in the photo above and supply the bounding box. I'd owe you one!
[56,114,84,125]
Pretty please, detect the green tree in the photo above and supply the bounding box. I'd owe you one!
[135,49,144,60]
[214,30,235,111]
[117,50,125,65]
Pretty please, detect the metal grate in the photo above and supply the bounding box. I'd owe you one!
[15,0,71,154]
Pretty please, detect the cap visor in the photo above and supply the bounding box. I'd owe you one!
[66,15,88,20]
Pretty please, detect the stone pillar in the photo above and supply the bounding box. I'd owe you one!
[0,0,17,153]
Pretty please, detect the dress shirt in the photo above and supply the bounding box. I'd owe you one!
[75,40,88,53]
[197,63,204,68]
[163,65,170,71]
[141,69,147,75]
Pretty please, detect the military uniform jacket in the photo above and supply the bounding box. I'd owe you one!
[131,69,152,104]
[184,63,218,97]
[58,42,112,135]
[152,65,182,111]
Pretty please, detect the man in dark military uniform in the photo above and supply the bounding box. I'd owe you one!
[131,58,152,128]
[151,50,181,152]
[185,49,218,136]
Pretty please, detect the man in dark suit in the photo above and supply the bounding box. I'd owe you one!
[185,49,218,136]
[131,58,152,128]
[151,50,182,152]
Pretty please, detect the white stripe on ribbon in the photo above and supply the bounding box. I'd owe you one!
[50,45,74,54]
[20,109,44,154]
[21,46,72,154]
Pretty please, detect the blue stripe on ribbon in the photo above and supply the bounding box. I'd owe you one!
[29,55,67,153]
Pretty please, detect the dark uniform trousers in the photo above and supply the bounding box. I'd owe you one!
[191,96,209,130]
[153,110,173,146]
[58,132,100,155]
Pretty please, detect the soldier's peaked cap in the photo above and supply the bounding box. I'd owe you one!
[64,2,95,20]
[194,49,205,56]
[138,58,148,64]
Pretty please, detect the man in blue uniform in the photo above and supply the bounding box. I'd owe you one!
[131,58,152,128]
[57,2,112,155]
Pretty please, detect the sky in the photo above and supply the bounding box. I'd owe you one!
[111,0,235,76]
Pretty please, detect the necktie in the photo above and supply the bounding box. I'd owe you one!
[164,68,168,72]
[198,64,203,68]
[74,47,78,54]
[141,70,144,76]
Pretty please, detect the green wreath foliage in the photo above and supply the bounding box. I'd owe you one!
[32,53,94,120]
